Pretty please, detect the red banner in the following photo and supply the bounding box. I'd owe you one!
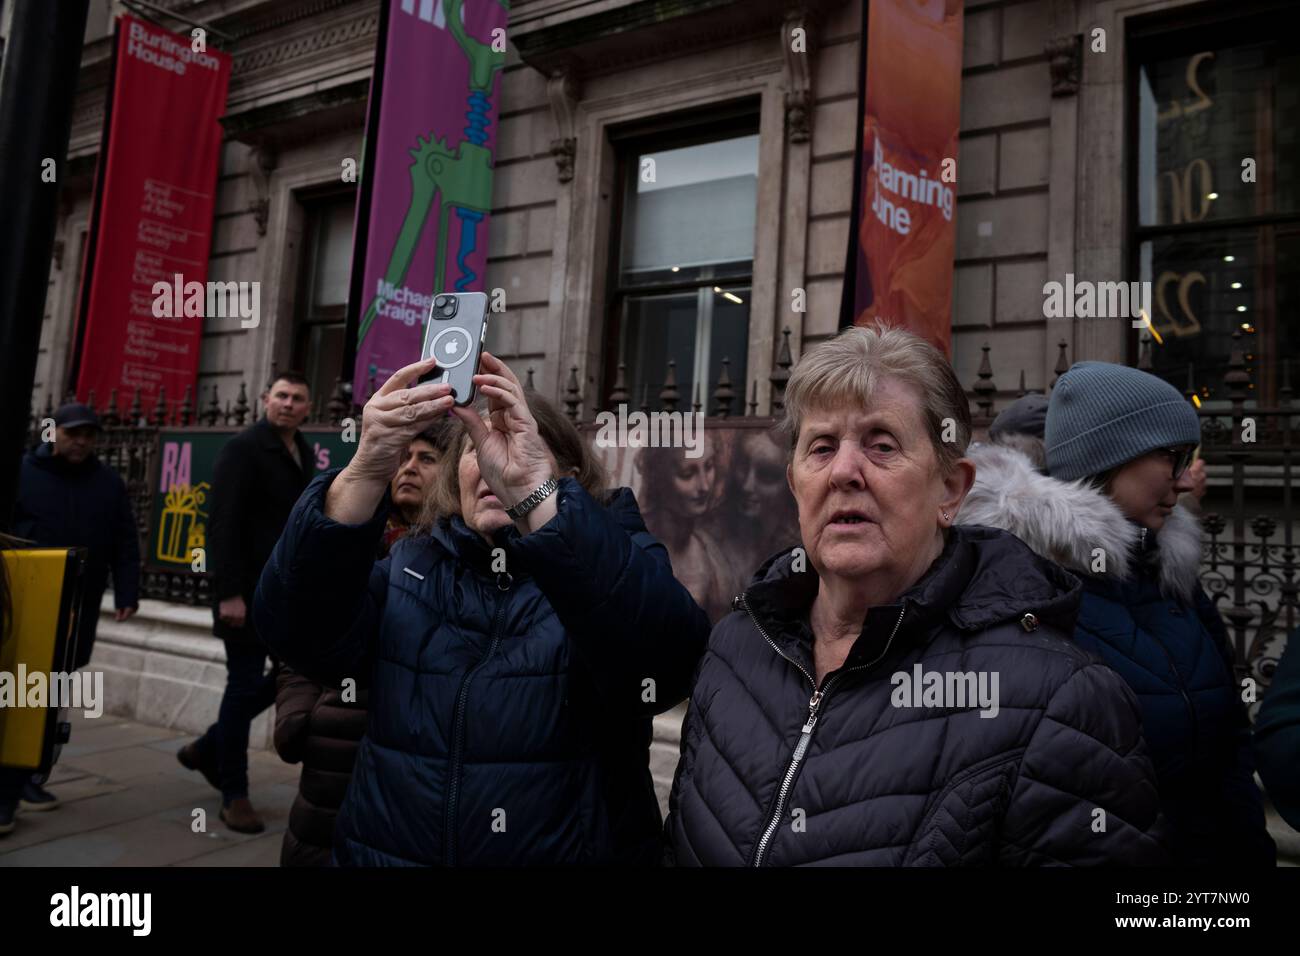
[74,15,231,409]
[847,0,964,355]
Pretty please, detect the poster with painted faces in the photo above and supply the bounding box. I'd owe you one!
[586,422,800,624]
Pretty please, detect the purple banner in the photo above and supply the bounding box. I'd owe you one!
[350,0,508,394]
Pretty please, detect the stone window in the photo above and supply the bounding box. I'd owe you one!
[291,190,355,400]
[1132,13,1299,405]
[604,112,759,412]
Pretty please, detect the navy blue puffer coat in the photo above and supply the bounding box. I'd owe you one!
[254,472,710,866]
[959,443,1275,866]
[666,525,1168,866]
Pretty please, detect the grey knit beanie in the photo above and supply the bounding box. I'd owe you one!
[1045,362,1201,481]
[989,392,1048,440]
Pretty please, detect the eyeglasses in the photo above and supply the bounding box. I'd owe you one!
[1154,446,1195,480]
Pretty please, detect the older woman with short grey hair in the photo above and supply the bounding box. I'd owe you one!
[665,324,1167,866]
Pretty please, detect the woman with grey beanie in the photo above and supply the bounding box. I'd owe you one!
[959,361,1275,866]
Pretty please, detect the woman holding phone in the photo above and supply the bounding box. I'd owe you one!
[254,351,710,865]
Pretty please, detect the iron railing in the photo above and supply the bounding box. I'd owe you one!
[25,331,1295,706]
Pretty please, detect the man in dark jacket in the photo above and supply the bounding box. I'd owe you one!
[177,372,313,834]
[10,403,140,812]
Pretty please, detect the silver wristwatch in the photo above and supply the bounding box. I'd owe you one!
[505,477,558,521]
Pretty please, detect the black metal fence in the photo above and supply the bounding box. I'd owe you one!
[26,330,1296,702]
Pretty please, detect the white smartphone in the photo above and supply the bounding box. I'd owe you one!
[418,292,490,406]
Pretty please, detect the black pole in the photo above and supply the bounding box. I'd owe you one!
[838,0,870,331]
[0,0,90,531]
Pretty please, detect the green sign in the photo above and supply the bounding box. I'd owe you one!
[147,427,356,573]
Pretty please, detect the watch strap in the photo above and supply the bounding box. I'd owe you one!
[505,477,559,521]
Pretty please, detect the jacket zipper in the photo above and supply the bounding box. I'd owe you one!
[1135,525,1199,759]
[1151,627,1198,758]
[741,594,908,867]
[443,573,511,865]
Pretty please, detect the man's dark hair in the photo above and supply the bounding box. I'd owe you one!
[267,370,310,392]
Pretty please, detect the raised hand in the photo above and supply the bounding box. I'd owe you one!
[451,352,554,507]
[350,357,455,484]
[326,357,456,525]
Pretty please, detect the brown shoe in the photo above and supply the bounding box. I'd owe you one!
[177,741,221,793]
[220,797,265,834]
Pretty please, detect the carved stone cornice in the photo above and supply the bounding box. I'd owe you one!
[514,0,838,79]
[781,7,813,144]
[68,0,377,150]
[547,67,581,183]
[230,8,378,76]
[1047,34,1081,97]
[219,76,370,148]
[219,0,361,39]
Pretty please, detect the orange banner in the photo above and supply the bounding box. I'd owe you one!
[849,0,963,355]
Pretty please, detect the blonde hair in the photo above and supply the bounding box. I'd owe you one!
[780,323,971,475]
[418,390,607,531]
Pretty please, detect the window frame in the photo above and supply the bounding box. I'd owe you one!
[1125,4,1300,405]
[290,184,356,400]
[602,104,761,412]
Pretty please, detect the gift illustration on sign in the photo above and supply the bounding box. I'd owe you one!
[157,481,209,564]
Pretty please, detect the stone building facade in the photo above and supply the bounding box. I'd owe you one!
[31,0,1292,420]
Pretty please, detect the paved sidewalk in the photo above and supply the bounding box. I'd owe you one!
[11,708,1288,867]
[0,706,682,867]
[0,710,299,866]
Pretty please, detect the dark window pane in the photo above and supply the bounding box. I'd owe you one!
[619,135,758,280]
[707,285,749,412]
[1140,225,1298,404]
[296,322,346,402]
[309,201,355,309]
[1138,40,1300,227]
[620,292,699,410]
[292,192,355,403]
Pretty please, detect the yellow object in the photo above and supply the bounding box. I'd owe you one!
[156,481,209,564]
[0,547,85,771]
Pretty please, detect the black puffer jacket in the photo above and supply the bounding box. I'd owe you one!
[666,526,1169,866]
[273,668,369,867]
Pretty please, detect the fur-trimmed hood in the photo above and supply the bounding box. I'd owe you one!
[956,441,1203,602]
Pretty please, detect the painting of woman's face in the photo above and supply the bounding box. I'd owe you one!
[738,431,786,519]
[667,447,716,519]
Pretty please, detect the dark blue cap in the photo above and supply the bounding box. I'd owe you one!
[53,402,101,430]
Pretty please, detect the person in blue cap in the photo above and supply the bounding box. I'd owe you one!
[4,402,140,827]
